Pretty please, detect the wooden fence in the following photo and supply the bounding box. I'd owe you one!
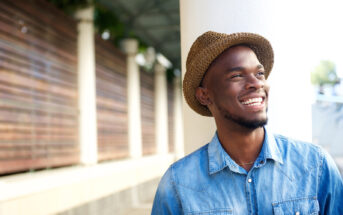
[141,70,156,155]
[0,0,79,174]
[168,82,174,152]
[96,36,129,161]
[0,0,174,175]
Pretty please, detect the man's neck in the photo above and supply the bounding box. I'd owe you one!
[216,123,265,172]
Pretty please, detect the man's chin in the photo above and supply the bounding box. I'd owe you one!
[224,114,268,129]
[236,118,268,129]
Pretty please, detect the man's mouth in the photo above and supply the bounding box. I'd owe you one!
[240,97,264,106]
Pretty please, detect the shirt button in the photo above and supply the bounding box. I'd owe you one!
[248,178,252,183]
[295,212,300,215]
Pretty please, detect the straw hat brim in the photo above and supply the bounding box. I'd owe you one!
[183,31,274,116]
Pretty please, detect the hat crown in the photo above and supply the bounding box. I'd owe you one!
[186,31,226,67]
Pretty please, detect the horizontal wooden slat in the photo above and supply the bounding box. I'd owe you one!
[0,80,77,107]
[0,50,77,87]
[96,81,127,96]
[97,97,127,112]
[0,102,78,120]
[0,145,79,160]
[0,123,76,134]
[0,40,76,74]
[0,155,79,175]
[0,70,77,99]
[97,112,127,121]
[0,131,77,140]
[0,141,78,148]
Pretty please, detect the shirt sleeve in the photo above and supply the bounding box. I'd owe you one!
[317,148,343,215]
[151,166,183,215]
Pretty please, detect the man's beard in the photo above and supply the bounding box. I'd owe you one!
[223,108,268,129]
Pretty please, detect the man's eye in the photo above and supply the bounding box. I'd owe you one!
[230,74,242,79]
[257,71,265,76]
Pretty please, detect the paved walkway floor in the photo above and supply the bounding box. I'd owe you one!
[124,202,152,215]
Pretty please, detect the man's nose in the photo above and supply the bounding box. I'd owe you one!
[245,74,264,90]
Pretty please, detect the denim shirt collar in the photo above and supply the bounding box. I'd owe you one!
[208,127,283,175]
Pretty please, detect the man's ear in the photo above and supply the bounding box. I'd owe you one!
[195,87,212,106]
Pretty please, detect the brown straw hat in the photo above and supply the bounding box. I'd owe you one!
[183,31,274,116]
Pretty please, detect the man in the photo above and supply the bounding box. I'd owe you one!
[151,31,343,214]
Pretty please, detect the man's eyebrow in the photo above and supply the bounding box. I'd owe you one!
[257,64,264,69]
[227,67,244,73]
[226,64,264,73]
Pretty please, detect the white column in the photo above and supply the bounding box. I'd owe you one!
[173,74,184,159]
[121,39,143,158]
[180,0,312,155]
[76,7,98,165]
[154,62,169,155]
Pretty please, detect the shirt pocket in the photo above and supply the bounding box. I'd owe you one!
[188,208,233,215]
[272,197,319,215]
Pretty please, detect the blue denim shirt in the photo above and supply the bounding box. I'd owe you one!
[151,128,343,214]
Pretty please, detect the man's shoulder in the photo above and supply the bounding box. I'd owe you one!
[272,133,325,165]
[162,144,211,191]
[273,133,322,152]
[171,143,209,174]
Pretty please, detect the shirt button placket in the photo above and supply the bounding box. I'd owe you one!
[246,176,255,214]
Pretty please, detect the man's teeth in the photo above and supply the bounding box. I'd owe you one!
[241,97,263,105]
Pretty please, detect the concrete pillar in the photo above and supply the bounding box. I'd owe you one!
[154,62,169,155]
[180,0,312,154]
[121,39,143,158]
[76,7,98,165]
[173,74,184,159]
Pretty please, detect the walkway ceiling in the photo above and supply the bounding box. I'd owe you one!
[99,0,181,69]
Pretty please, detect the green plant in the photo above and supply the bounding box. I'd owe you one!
[311,60,338,86]
[48,0,91,14]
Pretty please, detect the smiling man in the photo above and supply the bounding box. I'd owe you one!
[151,31,343,215]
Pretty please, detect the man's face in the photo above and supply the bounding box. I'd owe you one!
[197,45,270,129]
